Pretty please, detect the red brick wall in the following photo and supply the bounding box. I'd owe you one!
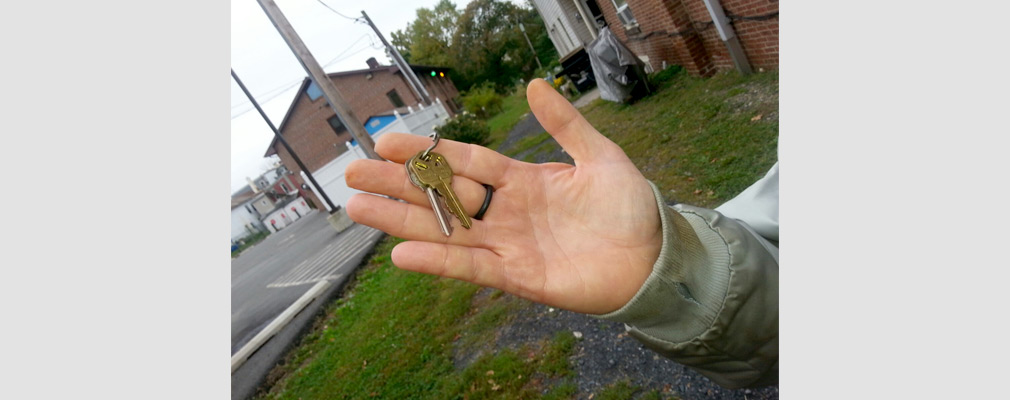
[595,0,777,76]
[419,73,461,113]
[270,67,460,211]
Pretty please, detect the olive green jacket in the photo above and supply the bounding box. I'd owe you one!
[595,163,779,389]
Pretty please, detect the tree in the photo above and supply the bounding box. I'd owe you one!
[449,0,559,91]
[392,0,557,93]
[449,0,525,90]
[391,0,460,67]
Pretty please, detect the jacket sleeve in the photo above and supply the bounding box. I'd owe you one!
[593,167,779,389]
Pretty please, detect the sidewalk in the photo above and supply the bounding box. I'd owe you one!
[571,86,601,109]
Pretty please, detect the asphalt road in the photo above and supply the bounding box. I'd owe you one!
[231,209,383,354]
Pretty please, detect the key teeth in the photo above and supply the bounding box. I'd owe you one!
[410,150,471,236]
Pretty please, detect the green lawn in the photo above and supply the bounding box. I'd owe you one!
[487,68,778,208]
[257,237,578,399]
[484,86,532,150]
[580,68,779,208]
[256,68,777,399]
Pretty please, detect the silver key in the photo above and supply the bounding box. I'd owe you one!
[406,152,453,236]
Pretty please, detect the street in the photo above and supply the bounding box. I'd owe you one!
[231,209,383,354]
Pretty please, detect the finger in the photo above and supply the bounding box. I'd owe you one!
[391,241,506,292]
[374,133,513,187]
[345,193,489,247]
[526,79,623,164]
[345,159,489,215]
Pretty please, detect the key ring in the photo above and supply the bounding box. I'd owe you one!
[421,131,440,160]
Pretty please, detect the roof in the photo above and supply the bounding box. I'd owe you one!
[231,186,264,209]
[262,63,452,158]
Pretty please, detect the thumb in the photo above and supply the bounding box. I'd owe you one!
[526,78,620,164]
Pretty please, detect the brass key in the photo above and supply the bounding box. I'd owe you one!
[406,152,454,236]
[412,152,472,230]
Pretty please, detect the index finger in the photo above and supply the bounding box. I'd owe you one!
[375,133,514,187]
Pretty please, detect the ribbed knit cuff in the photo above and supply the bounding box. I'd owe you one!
[591,181,731,343]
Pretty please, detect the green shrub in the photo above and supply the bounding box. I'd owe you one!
[460,82,503,119]
[435,112,491,146]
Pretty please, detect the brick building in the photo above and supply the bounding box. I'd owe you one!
[264,58,459,210]
[533,0,778,77]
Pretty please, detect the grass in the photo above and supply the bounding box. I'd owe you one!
[578,68,779,207]
[258,236,477,399]
[455,289,523,353]
[502,131,552,158]
[256,68,777,398]
[593,380,673,400]
[257,236,577,399]
[487,67,777,208]
[485,86,532,150]
[596,380,639,400]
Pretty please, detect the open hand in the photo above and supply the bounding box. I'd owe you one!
[345,79,661,314]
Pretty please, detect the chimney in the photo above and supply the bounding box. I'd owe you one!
[247,177,260,193]
[366,57,379,69]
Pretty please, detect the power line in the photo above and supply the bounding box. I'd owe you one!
[231,43,381,120]
[231,33,380,118]
[231,78,303,110]
[322,34,371,65]
[323,44,375,68]
[231,85,300,119]
[315,0,362,22]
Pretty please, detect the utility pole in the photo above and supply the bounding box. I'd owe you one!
[360,10,432,106]
[255,0,382,160]
[700,0,752,75]
[519,23,543,70]
[232,69,340,214]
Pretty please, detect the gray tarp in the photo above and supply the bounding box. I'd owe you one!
[586,27,650,103]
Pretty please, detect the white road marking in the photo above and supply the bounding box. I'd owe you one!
[266,225,382,288]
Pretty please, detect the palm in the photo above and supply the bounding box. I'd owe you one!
[346,80,661,314]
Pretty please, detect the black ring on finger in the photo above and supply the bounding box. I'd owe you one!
[474,184,493,220]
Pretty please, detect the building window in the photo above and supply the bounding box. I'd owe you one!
[611,0,637,27]
[280,182,291,193]
[328,115,346,134]
[387,89,405,108]
[306,81,323,101]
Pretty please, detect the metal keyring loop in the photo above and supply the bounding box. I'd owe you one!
[421,131,440,160]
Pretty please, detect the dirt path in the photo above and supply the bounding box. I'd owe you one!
[495,88,600,164]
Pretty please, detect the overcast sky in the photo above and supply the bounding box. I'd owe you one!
[230,0,457,193]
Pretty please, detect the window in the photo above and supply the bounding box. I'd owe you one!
[328,115,346,134]
[610,0,637,27]
[280,182,291,193]
[387,89,405,108]
[306,81,323,101]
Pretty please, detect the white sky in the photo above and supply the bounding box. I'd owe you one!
[230,0,453,193]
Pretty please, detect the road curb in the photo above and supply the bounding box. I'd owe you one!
[231,279,331,373]
[231,230,385,400]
